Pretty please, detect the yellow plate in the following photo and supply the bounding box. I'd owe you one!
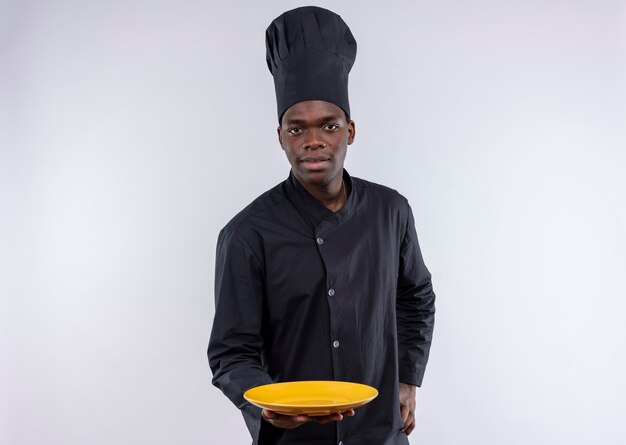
[244,380,378,416]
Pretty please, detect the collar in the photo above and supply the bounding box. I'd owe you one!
[284,169,357,230]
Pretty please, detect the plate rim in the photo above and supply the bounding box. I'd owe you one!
[243,380,379,410]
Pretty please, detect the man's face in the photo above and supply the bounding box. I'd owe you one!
[278,100,356,188]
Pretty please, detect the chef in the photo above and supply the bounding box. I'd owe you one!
[208,6,436,444]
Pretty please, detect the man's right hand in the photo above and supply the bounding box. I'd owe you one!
[261,409,355,429]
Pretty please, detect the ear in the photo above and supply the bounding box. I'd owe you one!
[347,120,356,145]
[277,125,284,150]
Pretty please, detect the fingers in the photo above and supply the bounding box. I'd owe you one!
[400,403,409,423]
[398,383,417,435]
[403,415,415,435]
[262,409,356,428]
[311,412,343,424]
[402,416,415,436]
[263,409,308,422]
[312,415,340,424]
[309,409,356,424]
[261,410,310,429]
[401,409,415,435]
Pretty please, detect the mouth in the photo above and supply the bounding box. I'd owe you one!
[300,157,330,170]
[300,156,330,163]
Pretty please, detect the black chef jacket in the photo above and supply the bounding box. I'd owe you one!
[208,170,435,445]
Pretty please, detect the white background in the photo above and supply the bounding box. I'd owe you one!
[2,0,625,444]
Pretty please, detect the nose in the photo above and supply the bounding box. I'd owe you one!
[303,129,326,150]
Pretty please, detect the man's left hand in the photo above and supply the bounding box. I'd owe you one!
[399,382,416,435]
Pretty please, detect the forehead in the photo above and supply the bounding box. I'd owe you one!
[281,100,346,124]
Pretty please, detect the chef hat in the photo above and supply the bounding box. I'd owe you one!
[265,6,357,122]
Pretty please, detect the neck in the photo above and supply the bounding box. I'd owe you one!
[295,171,348,212]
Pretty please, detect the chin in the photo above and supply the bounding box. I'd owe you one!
[298,171,333,186]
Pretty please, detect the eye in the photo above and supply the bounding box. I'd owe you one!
[323,124,339,131]
[287,127,302,135]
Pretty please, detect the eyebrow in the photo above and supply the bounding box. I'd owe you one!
[283,115,343,126]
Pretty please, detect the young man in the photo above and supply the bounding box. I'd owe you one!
[208,7,435,444]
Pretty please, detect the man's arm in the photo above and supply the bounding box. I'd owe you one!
[396,203,436,433]
[208,227,281,443]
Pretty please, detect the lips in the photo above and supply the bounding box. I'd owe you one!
[299,157,330,171]
[300,156,330,163]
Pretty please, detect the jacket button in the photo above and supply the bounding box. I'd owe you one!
[333,340,340,348]
[316,237,324,245]
[328,288,335,296]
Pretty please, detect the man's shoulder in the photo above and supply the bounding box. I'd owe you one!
[220,180,288,235]
[352,176,409,207]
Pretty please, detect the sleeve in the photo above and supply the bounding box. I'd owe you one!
[207,227,285,444]
[396,203,436,387]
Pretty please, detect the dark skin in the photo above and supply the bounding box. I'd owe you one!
[261,409,355,429]
[277,100,355,212]
[399,381,417,435]
[263,100,418,434]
